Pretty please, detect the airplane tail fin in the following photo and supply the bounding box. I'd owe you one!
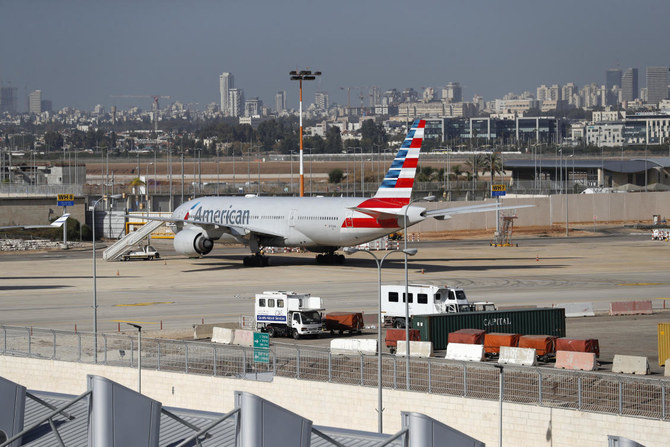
[372,118,425,205]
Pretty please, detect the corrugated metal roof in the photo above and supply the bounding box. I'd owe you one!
[503,158,670,173]
[20,391,402,447]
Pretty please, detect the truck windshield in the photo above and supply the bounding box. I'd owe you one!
[455,290,467,301]
[301,311,321,324]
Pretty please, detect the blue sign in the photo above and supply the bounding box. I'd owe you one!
[57,201,75,207]
[491,190,506,197]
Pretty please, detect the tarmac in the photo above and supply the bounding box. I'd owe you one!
[1,227,669,374]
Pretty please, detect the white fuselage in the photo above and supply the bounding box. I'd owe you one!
[171,195,426,250]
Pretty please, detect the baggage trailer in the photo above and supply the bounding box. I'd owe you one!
[385,328,421,354]
[325,312,364,335]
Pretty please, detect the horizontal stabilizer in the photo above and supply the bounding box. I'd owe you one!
[423,204,533,220]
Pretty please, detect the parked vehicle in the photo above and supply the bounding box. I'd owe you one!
[324,312,363,335]
[122,245,160,261]
[254,291,324,339]
[380,284,472,328]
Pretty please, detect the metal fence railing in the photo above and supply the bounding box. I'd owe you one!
[2,325,669,421]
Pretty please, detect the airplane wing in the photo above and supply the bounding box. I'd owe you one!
[422,204,534,220]
[0,214,71,230]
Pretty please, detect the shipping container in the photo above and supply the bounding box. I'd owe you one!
[413,308,565,351]
[324,312,364,335]
[448,329,486,345]
[518,335,557,357]
[484,332,521,355]
[658,323,670,366]
[555,338,600,358]
[385,328,421,354]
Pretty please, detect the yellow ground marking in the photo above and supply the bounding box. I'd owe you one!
[114,301,175,307]
[616,282,664,287]
[111,320,159,325]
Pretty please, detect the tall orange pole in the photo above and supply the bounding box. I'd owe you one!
[299,78,304,197]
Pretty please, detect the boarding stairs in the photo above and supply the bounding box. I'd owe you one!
[103,219,164,261]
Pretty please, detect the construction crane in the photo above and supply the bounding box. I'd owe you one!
[110,95,171,133]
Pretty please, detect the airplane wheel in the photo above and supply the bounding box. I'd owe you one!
[316,254,324,264]
[337,254,345,264]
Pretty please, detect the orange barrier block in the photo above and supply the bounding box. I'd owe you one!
[555,350,597,371]
[448,329,485,345]
[484,332,520,355]
[609,300,653,316]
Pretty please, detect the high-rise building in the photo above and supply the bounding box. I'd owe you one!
[646,66,668,105]
[219,72,234,116]
[369,86,381,106]
[228,88,244,117]
[442,82,462,102]
[275,91,286,113]
[314,92,329,110]
[562,83,577,105]
[28,90,42,114]
[606,69,622,106]
[244,97,262,117]
[536,85,549,101]
[622,68,639,102]
[0,86,18,114]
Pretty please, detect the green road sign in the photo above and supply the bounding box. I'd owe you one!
[254,350,270,363]
[253,332,270,363]
[254,332,269,349]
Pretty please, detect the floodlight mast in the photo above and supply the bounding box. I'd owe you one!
[289,69,321,197]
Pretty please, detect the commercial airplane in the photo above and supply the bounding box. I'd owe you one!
[0,213,70,231]
[143,119,525,266]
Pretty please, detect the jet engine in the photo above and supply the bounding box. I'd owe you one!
[173,227,214,257]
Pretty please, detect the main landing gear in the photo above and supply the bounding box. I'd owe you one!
[243,254,270,267]
[316,252,345,265]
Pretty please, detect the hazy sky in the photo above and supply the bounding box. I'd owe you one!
[2,0,670,111]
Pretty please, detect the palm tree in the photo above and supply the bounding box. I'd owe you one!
[482,152,504,185]
[465,154,486,180]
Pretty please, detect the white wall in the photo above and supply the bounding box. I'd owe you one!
[0,356,667,446]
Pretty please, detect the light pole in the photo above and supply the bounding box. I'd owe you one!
[494,364,504,447]
[126,323,142,393]
[403,195,434,389]
[343,246,417,433]
[289,69,321,197]
[91,194,121,363]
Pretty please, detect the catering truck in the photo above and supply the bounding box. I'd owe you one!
[255,291,325,339]
[381,284,472,328]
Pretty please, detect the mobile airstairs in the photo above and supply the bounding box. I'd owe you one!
[103,219,164,261]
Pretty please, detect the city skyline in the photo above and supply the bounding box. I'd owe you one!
[2,1,670,110]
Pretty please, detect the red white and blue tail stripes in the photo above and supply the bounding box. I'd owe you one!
[372,118,424,204]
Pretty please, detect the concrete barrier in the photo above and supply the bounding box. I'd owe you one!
[445,343,485,362]
[612,355,650,375]
[330,339,377,355]
[211,327,234,344]
[554,302,595,317]
[193,323,230,339]
[609,301,653,316]
[665,359,670,377]
[554,351,597,371]
[396,341,433,358]
[233,329,254,347]
[498,346,537,366]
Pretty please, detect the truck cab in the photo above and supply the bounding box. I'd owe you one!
[255,291,324,339]
[381,284,472,328]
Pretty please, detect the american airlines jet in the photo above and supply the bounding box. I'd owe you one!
[149,119,523,266]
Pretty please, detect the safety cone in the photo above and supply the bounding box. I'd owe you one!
[421,268,425,274]
[116,270,120,276]
[536,255,539,262]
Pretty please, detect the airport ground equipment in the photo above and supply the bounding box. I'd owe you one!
[324,312,363,335]
[103,219,164,261]
[254,291,324,339]
[380,284,472,329]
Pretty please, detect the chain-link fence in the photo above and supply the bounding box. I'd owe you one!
[2,325,669,421]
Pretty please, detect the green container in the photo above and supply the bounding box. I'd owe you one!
[412,308,566,351]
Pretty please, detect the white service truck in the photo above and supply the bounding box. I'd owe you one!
[381,284,472,328]
[255,291,325,339]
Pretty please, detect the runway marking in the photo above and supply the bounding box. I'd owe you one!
[616,282,664,287]
[112,320,159,325]
[113,301,175,307]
